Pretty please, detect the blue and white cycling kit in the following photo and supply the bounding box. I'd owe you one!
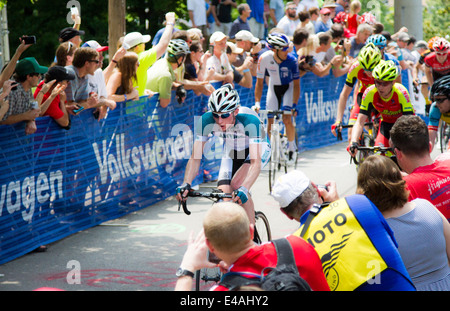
[195,106,271,186]
[256,50,300,113]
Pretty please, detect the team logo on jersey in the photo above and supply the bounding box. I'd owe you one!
[321,231,353,290]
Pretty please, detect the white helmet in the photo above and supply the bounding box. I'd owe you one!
[167,39,190,57]
[208,83,240,113]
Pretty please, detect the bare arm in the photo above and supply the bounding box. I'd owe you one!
[336,84,353,124]
[154,12,176,59]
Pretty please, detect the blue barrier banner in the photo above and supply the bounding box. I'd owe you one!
[0,94,209,264]
[0,71,379,265]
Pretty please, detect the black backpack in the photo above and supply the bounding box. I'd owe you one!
[219,238,312,291]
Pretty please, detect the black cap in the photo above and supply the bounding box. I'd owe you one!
[46,66,75,82]
[59,27,85,42]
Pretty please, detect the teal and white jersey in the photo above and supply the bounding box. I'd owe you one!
[194,106,265,151]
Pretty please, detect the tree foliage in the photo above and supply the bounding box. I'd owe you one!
[422,0,450,40]
[2,0,448,67]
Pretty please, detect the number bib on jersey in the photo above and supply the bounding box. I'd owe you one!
[293,195,415,291]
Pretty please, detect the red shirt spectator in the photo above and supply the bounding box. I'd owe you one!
[212,235,330,291]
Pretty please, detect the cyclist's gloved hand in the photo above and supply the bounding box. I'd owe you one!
[233,186,249,204]
[347,142,358,156]
[252,102,261,112]
[176,182,191,200]
[331,121,342,138]
[292,103,298,116]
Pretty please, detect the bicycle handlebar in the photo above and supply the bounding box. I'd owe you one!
[259,110,292,115]
[178,190,233,215]
[336,122,374,140]
[350,145,394,165]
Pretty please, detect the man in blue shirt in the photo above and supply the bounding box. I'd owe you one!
[229,3,252,39]
[247,0,265,39]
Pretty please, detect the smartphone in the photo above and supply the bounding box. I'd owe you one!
[209,45,214,54]
[22,36,36,45]
[73,106,85,114]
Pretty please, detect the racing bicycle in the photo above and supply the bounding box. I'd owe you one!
[178,189,272,291]
[349,145,396,169]
[259,110,298,193]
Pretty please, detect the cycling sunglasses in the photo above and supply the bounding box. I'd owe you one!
[374,80,393,87]
[212,112,232,119]
[433,96,449,104]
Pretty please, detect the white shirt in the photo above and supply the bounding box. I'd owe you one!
[88,68,107,98]
[187,0,207,27]
[276,16,300,38]
[206,52,232,82]
[298,0,319,11]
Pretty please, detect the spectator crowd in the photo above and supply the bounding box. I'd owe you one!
[1,0,449,292]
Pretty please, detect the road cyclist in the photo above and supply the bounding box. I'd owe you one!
[176,83,271,226]
[348,59,415,160]
[428,75,450,152]
[332,42,382,141]
[424,38,450,93]
[253,32,300,164]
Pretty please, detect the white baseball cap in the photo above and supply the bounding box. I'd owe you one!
[123,32,151,50]
[226,42,244,54]
[235,30,259,43]
[209,31,227,44]
[271,170,311,208]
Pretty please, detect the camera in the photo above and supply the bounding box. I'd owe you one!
[176,85,186,104]
[21,36,36,45]
[298,55,316,71]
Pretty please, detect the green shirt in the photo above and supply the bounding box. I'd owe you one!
[135,48,158,96]
[146,57,175,100]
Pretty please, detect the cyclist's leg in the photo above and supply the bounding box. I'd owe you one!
[280,84,296,153]
[374,121,392,148]
[348,93,362,142]
[230,163,255,225]
[266,85,278,138]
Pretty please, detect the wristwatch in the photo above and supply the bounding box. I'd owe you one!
[176,267,194,278]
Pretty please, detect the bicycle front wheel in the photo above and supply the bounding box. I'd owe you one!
[254,211,271,244]
[268,133,279,193]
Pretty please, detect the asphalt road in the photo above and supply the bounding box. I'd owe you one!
[0,141,441,291]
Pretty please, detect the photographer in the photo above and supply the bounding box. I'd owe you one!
[298,34,343,78]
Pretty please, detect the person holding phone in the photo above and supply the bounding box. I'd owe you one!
[33,66,75,130]
[0,57,48,135]
[64,47,100,115]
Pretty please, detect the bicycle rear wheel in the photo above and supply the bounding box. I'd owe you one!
[253,211,271,244]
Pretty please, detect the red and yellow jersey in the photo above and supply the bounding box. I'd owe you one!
[360,83,415,123]
[345,61,375,94]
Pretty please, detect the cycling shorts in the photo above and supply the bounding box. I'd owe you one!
[374,121,394,147]
[217,141,271,187]
[266,83,294,117]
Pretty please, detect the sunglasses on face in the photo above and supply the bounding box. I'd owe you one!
[434,97,448,104]
[88,59,100,64]
[374,80,392,87]
[436,52,447,56]
[212,112,232,119]
[323,13,330,16]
